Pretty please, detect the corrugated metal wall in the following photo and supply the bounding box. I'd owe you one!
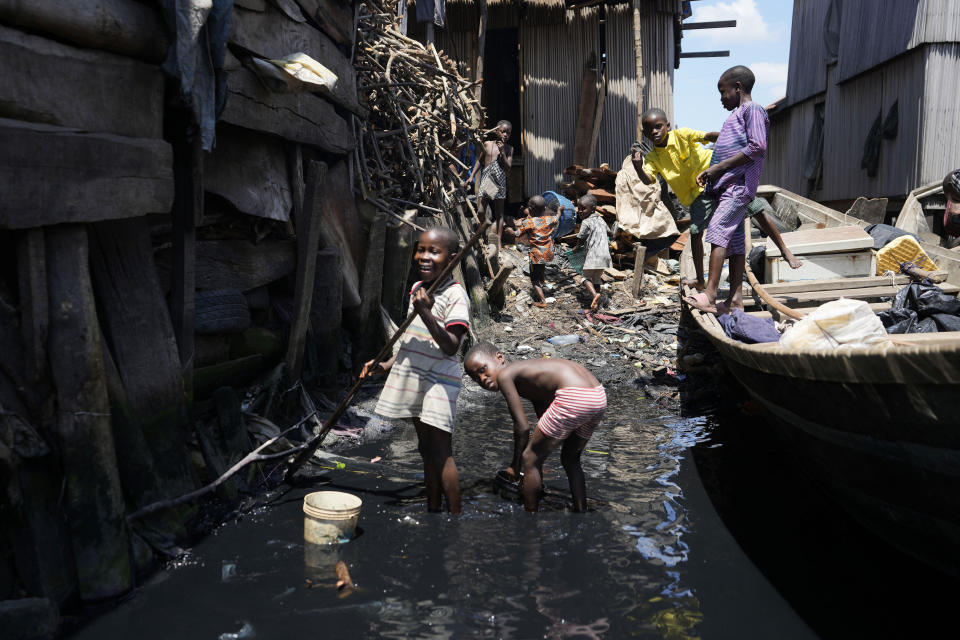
[785,0,829,107]
[918,43,960,184]
[836,0,921,83]
[908,0,960,48]
[635,5,676,122]
[596,2,639,167]
[520,9,600,192]
[760,98,818,193]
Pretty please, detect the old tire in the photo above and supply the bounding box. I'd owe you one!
[195,289,251,334]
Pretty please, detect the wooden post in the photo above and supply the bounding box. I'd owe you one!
[310,247,343,384]
[88,217,196,501]
[284,153,328,381]
[46,225,131,602]
[475,0,487,103]
[633,0,645,140]
[355,212,388,364]
[16,229,47,390]
[632,245,647,298]
[171,130,201,397]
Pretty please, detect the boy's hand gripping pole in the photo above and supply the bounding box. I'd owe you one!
[284,221,491,482]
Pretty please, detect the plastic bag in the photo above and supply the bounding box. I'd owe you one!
[780,298,888,350]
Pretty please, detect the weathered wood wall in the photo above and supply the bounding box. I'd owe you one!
[0,0,380,628]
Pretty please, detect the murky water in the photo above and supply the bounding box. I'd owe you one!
[69,379,955,639]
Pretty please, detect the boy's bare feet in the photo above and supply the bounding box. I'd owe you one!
[681,278,706,291]
[590,293,601,310]
[684,291,717,314]
[784,250,802,269]
[532,301,547,308]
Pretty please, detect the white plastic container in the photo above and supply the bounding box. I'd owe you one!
[303,491,362,545]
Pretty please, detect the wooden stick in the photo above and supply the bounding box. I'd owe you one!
[745,263,803,320]
[284,221,491,481]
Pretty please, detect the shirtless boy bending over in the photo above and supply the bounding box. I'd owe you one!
[464,342,607,512]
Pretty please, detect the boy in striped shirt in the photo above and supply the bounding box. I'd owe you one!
[464,342,606,512]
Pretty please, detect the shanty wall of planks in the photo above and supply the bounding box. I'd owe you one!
[415,0,679,198]
[762,0,960,203]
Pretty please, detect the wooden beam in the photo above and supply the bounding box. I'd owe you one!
[45,225,132,601]
[681,20,737,30]
[155,239,296,293]
[285,157,328,381]
[204,126,292,222]
[230,1,362,115]
[170,131,200,395]
[221,66,354,154]
[0,24,164,138]
[475,0,488,103]
[679,50,731,58]
[0,0,167,62]
[0,119,173,229]
[296,0,354,46]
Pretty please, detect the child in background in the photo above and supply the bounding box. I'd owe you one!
[637,107,801,293]
[464,341,606,512]
[686,66,770,315]
[570,195,611,311]
[362,227,469,514]
[507,195,558,308]
[468,120,513,253]
[943,169,960,236]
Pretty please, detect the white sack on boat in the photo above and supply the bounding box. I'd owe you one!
[779,297,888,350]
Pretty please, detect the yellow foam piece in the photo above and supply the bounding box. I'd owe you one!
[875,235,937,275]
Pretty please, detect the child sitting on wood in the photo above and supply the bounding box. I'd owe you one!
[362,227,469,514]
[570,194,611,311]
[637,106,801,296]
[506,195,558,308]
[464,341,607,512]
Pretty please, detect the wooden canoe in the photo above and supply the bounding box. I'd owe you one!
[681,186,960,577]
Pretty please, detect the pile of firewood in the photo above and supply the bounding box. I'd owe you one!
[560,163,619,208]
[353,0,484,221]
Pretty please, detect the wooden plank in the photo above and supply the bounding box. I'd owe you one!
[766,225,874,257]
[285,159,328,381]
[310,247,343,382]
[572,65,599,167]
[0,0,167,62]
[320,162,363,308]
[748,283,959,309]
[230,2,361,114]
[88,217,196,499]
[204,126,292,222]
[170,131,200,395]
[354,212,388,363]
[0,118,174,229]
[155,239,297,293]
[746,301,893,319]
[0,24,163,138]
[16,229,48,389]
[845,197,888,225]
[759,275,911,296]
[771,190,863,230]
[221,66,354,154]
[296,0,354,45]
[45,225,131,601]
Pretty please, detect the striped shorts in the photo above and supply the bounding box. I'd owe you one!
[537,386,607,441]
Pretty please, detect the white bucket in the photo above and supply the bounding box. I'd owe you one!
[303,491,362,545]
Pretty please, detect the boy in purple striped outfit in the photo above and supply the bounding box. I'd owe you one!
[686,66,769,314]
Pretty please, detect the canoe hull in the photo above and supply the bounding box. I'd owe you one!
[720,354,960,576]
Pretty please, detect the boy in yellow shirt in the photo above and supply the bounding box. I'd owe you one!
[635,108,800,293]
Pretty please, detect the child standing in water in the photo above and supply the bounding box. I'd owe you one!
[464,342,606,512]
[471,120,513,253]
[686,66,770,314]
[362,227,469,513]
[570,194,611,310]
